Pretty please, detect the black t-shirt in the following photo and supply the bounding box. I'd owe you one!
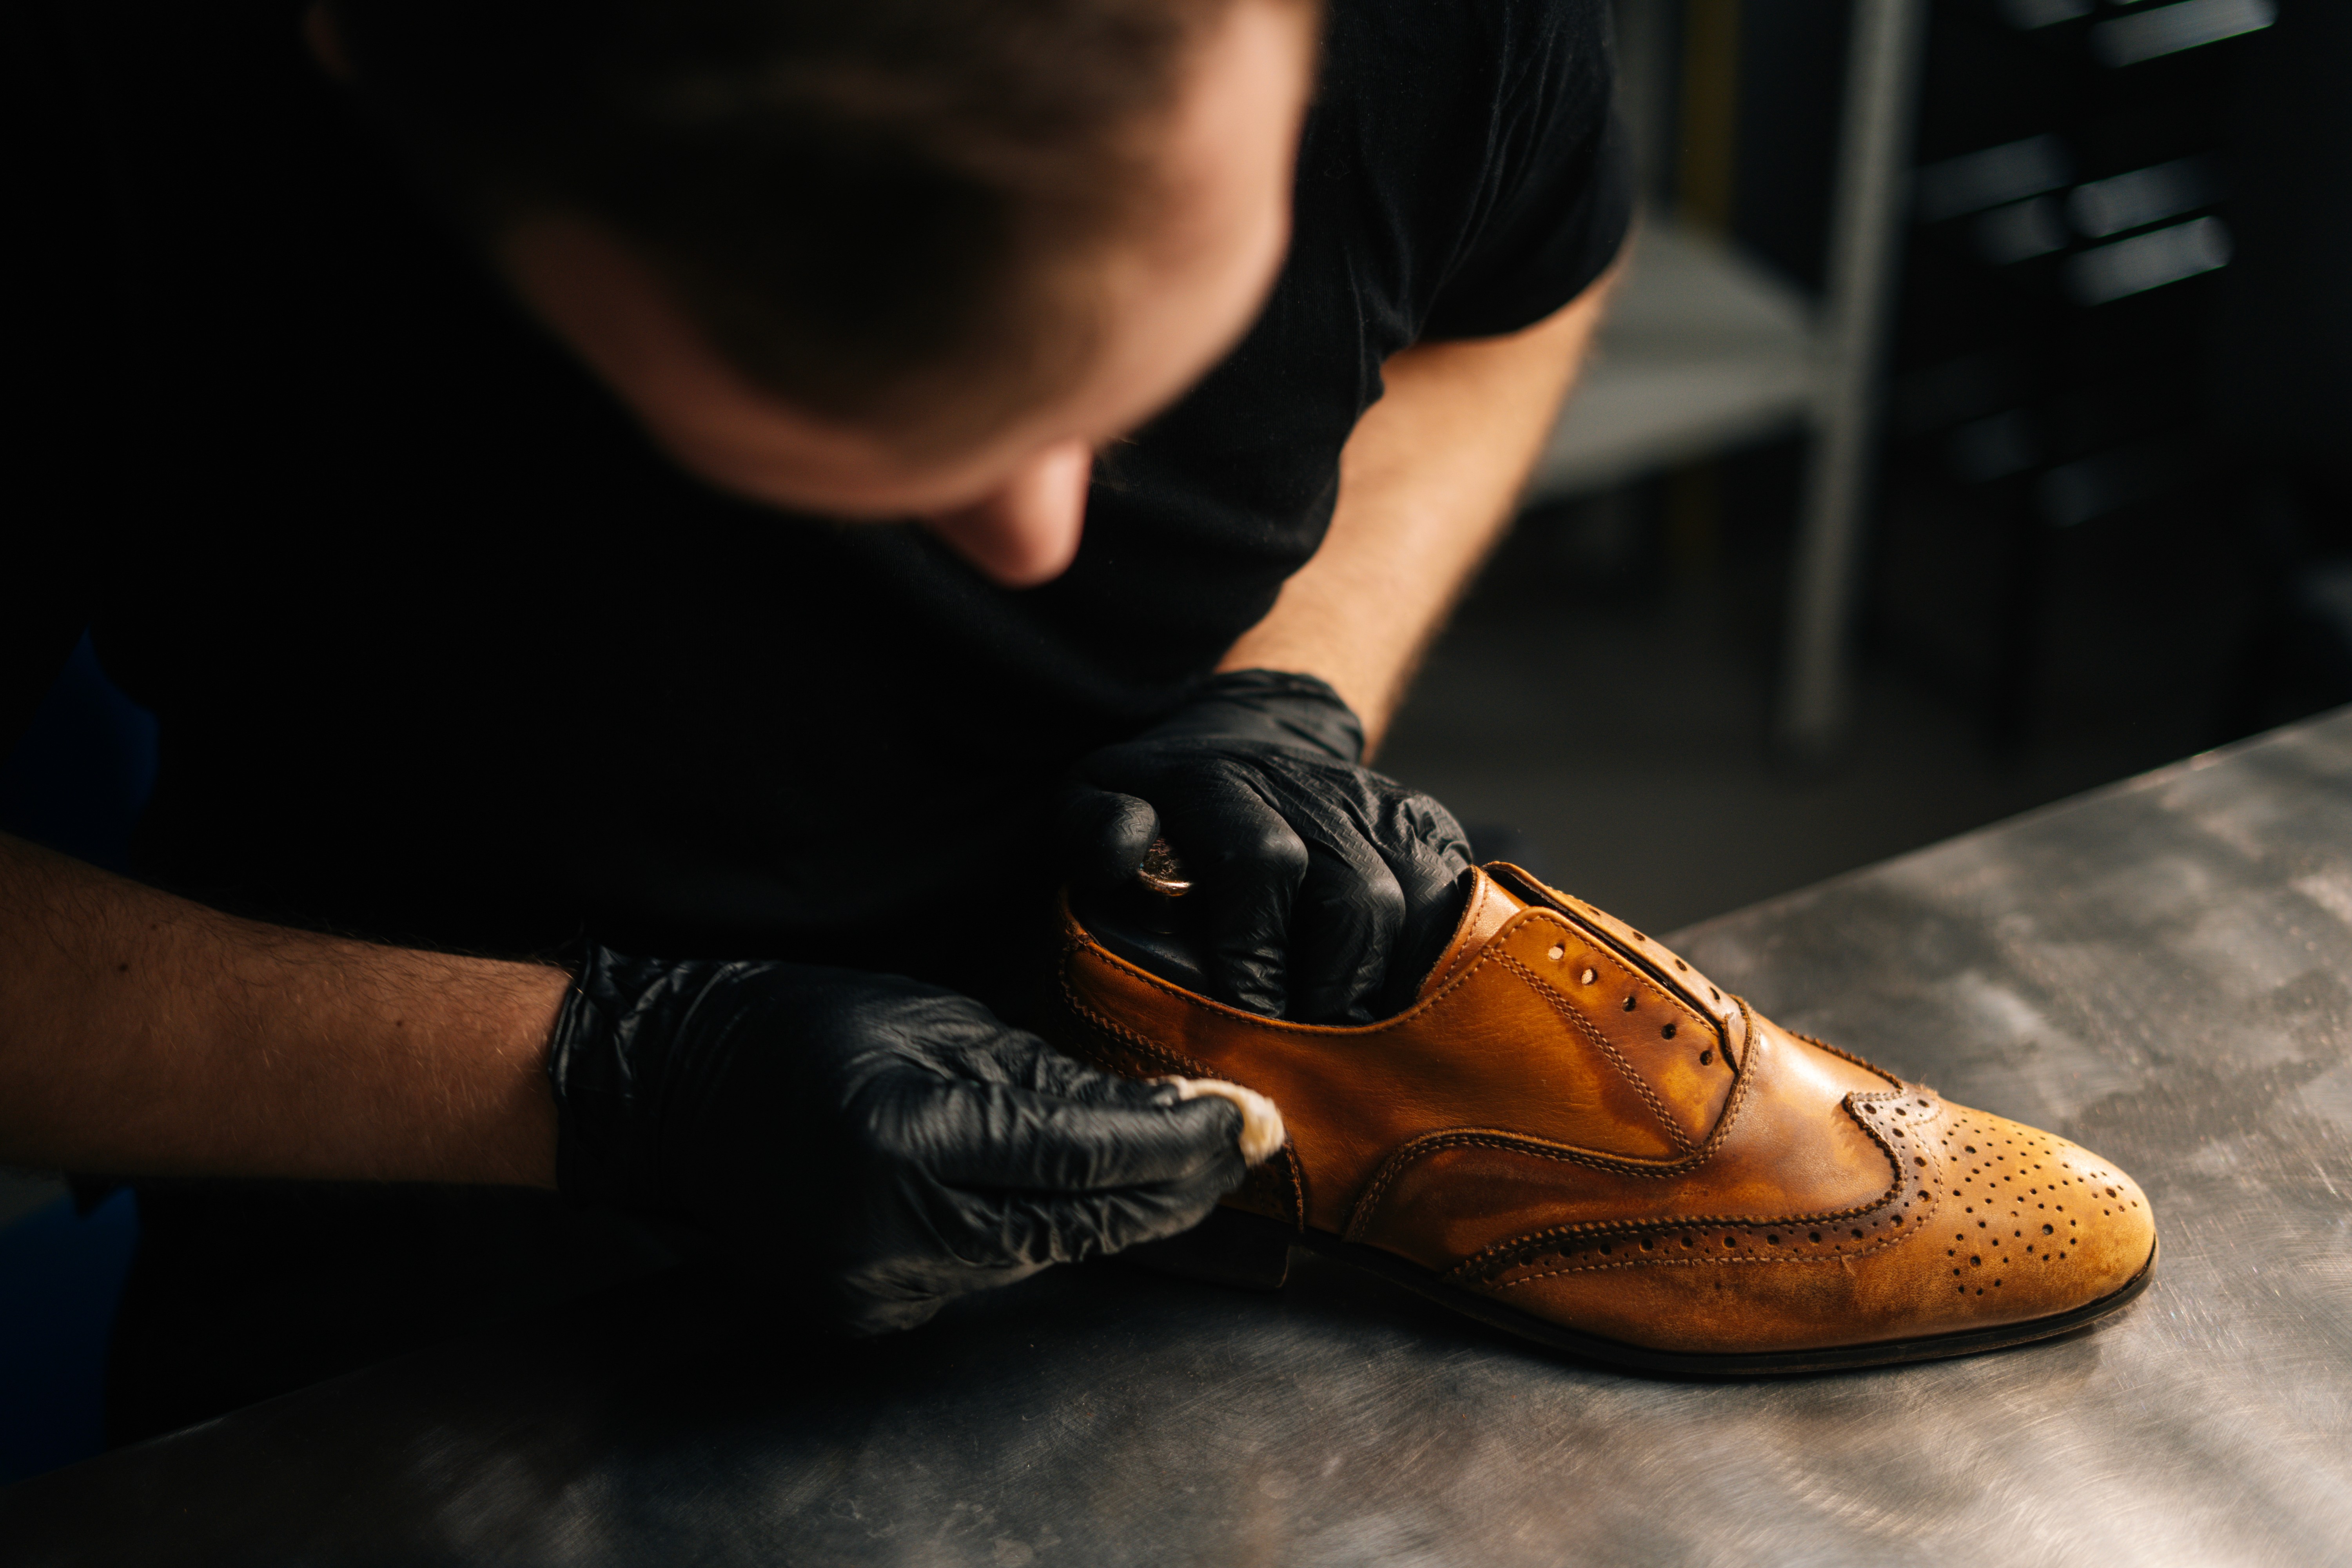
[19,0,1628,992]
[12,0,1628,1437]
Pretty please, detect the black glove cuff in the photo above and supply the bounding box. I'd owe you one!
[545,943,676,1213]
[1159,668,1366,764]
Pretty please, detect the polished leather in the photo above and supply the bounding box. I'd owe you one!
[1047,864,2158,1357]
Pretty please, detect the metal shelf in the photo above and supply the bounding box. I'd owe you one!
[1535,0,1929,755]
[1528,218,1818,501]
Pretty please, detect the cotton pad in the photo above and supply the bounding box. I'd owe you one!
[1160,1076,1286,1165]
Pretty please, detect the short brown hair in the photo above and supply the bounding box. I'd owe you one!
[335,0,1237,443]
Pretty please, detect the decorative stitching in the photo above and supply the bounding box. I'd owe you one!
[1526,909,1718,1040]
[1495,951,1698,1156]
[1062,897,1708,1046]
[1277,1143,1307,1231]
[1486,865,1728,1035]
[1455,1087,1944,1285]
[1055,948,1209,1080]
[1787,1027,1906,1090]
[1062,916,1520,1038]
[1055,922,1804,1246]
[1053,945,1305,1228]
[1345,1006,1767,1238]
[1054,910,1959,1285]
[1345,1130,1691,1243]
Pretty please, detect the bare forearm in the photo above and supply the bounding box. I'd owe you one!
[1219,269,1617,750]
[0,832,562,1185]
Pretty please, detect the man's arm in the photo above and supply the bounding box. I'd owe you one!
[0,827,1252,1332]
[1057,269,1619,1020]
[0,831,562,1184]
[1217,266,1619,752]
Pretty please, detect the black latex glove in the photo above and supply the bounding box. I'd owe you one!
[1062,669,1474,1025]
[546,947,1248,1334]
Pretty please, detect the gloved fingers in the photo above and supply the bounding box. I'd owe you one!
[1191,826,1308,1016]
[1178,779,1310,1018]
[1265,770,1480,1024]
[1245,755,1461,1025]
[1054,782,1161,894]
[1374,791,1479,1013]
[823,1271,957,1338]
[823,1254,1043,1337]
[1080,750,1309,1016]
[1281,830,1406,1026]
[973,1169,1238,1270]
[1381,786,1476,888]
[966,1027,1194,1112]
[963,1032,1285,1167]
[873,1073,1250,1194]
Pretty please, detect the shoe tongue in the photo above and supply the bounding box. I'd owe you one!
[1416,867,1526,1002]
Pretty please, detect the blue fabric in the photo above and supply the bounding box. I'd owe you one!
[0,1192,140,1484]
[0,632,159,873]
[0,633,156,1477]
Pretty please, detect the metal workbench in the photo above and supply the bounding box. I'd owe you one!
[6,711,2351,1566]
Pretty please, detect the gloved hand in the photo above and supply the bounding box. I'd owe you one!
[1061,669,1474,1026]
[546,946,1250,1334]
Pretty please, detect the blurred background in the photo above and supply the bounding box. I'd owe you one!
[6,0,2350,1484]
[1383,0,2352,933]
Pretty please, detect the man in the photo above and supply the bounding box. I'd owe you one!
[3,0,1628,1439]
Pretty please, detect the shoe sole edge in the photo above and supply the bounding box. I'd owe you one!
[1199,1210,2159,1376]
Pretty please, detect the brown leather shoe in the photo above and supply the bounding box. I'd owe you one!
[1047,864,2157,1373]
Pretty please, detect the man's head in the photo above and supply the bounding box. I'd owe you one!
[329,0,1319,584]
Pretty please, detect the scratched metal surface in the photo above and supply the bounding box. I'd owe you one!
[6,713,2351,1567]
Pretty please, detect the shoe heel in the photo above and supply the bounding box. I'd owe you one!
[1120,1205,1294,1291]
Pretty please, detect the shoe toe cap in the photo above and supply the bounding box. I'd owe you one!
[1932,1100,2156,1318]
[1465,1093,2157,1361]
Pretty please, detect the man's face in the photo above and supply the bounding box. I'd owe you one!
[500,0,1319,587]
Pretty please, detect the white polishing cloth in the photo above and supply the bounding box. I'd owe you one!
[1161,1077,1287,1165]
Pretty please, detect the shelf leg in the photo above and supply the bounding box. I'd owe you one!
[1777,0,1929,758]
